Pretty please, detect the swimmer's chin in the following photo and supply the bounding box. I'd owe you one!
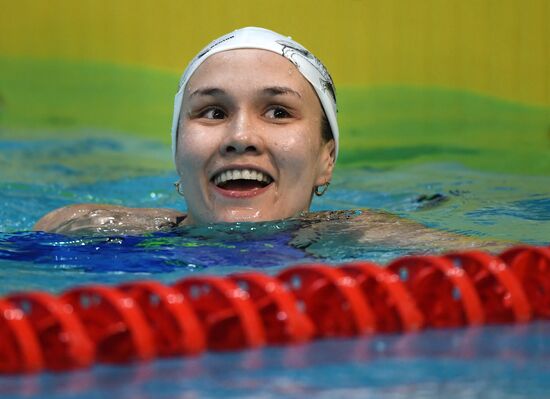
[183,208,309,226]
[185,212,264,226]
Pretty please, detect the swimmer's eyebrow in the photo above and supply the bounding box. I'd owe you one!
[262,86,302,98]
[188,86,302,99]
[188,87,227,98]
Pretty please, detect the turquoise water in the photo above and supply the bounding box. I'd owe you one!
[2,322,550,399]
[1,132,549,398]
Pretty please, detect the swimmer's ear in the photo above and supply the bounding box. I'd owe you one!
[315,139,335,186]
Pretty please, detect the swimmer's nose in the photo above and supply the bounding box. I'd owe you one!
[222,140,258,154]
[220,114,265,155]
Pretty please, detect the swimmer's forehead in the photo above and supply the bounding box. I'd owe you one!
[183,49,304,94]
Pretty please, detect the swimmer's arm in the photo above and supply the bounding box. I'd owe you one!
[33,204,186,235]
[353,209,511,253]
[291,209,512,254]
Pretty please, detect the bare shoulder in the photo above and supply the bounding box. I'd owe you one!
[33,204,186,235]
[352,209,511,252]
[292,209,511,254]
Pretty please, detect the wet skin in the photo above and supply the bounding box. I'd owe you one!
[175,49,335,225]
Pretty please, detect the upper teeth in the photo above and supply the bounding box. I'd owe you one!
[213,169,272,186]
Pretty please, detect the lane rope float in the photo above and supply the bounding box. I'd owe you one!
[1,244,549,374]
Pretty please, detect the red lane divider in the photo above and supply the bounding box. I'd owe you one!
[6,292,94,371]
[119,281,205,356]
[61,285,156,364]
[339,262,424,332]
[229,273,315,344]
[278,264,376,337]
[172,276,266,350]
[445,251,532,323]
[0,299,43,373]
[500,246,550,319]
[0,245,549,374]
[387,255,484,328]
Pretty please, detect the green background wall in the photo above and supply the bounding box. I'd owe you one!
[1,0,549,174]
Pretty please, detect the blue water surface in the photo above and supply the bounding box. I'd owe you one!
[1,132,549,398]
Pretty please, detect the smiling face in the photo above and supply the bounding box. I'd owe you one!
[175,49,335,225]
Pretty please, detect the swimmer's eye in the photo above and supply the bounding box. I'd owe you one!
[199,107,226,120]
[265,106,291,119]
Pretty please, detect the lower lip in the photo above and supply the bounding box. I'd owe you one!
[212,182,273,198]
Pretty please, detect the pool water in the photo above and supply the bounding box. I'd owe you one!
[2,322,550,399]
[1,132,549,398]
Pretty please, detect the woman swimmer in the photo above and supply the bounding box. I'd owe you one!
[34,27,336,232]
[33,27,505,252]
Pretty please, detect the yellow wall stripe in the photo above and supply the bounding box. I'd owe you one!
[1,0,549,105]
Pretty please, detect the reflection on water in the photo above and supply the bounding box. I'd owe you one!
[2,322,549,399]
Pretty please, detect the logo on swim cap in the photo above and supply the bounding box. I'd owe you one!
[196,34,236,60]
[276,39,336,103]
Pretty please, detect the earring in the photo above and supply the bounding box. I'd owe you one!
[174,181,185,197]
[314,182,330,197]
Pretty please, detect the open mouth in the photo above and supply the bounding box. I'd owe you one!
[212,168,274,191]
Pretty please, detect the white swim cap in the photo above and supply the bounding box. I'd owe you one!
[171,26,339,161]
